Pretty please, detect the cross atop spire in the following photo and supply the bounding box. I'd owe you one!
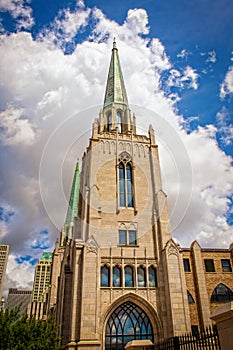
[103,39,128,108]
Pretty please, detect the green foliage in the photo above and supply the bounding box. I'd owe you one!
[0,306,63,350]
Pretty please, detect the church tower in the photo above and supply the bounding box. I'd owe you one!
[49,40,191,350]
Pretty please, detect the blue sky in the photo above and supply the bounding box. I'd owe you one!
[0,0,233,291]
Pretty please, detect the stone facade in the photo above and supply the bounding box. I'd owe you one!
[44,41,233,349]
[182,242,233,330]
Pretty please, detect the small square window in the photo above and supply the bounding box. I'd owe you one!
[118,229,137,246]
[183,258,191,272]
[221,259,232,272]
[204,259,215,272]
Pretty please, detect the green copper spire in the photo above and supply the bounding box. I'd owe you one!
[103,39,128,108]
[65,161,80,225]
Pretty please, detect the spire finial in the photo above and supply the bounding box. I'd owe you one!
[113,37,117,49]
[103,38,128,107]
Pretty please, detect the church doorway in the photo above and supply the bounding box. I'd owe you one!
[105,301,154,350]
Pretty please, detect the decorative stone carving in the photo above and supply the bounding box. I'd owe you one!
[85,236,98,255]
[166,239,179,257]
[118,151,132,163]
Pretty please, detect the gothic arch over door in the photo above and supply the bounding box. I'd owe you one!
[105,301,154,350]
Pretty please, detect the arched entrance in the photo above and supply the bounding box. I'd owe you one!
[105,301,154,350]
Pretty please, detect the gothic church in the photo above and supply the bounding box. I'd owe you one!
[46,40,233,350]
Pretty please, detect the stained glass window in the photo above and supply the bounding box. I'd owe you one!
[126,164,133,207]
[113,266,121,287]
[101,265,110,287]
[119,163,125,207]
[211,283,233,303]
[105,301,153,350]
[137,266,146,287]
[148,266,157,287]
[119,162,133,208]
[125,266,134,287]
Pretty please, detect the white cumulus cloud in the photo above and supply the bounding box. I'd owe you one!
[38,6,91,50]
[181,66,199,90]
[0,0,34,30]
[220,66,233,99]
[149,38,171,71]
[0,107,36,146]
[177,49,190,60]
[124,8,150,35]
[206,50,217,63]
[169,124,233,247]
[3,254,34,297]
[167,66,199,90]
[216,107,233,145]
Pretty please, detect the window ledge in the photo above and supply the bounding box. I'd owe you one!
[119,207,135,210]
[100,286,158,289]
[222,271,232,273]
[205,271,216,273]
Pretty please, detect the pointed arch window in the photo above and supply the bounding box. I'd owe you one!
[119,160,134,208]
[211,283,233,303]
[117,111,122,133]
[101,265,110,287]
[113,266,122,287]
[137,266,146,287]
[124,266,134,287]
[148,266,157,287]
[107,113,112,131]
[105,301,153,350]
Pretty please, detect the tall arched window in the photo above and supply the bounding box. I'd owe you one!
[119,161,133,207]
[119,163,125,206]
[101,265,110,287]
[113,266,122,287]
[148,266,157,287]
[211,283,233,303]
[107,113,112,131]
[105,301,153,350]
[137,266,146,287]
[124,266,134,287]
[117,111,122,133]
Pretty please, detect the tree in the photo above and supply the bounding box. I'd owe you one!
[0,307,63,350]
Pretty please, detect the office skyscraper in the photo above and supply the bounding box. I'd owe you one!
[32,251,52,302]
[0,245,9,297]
[7,288,32,314]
